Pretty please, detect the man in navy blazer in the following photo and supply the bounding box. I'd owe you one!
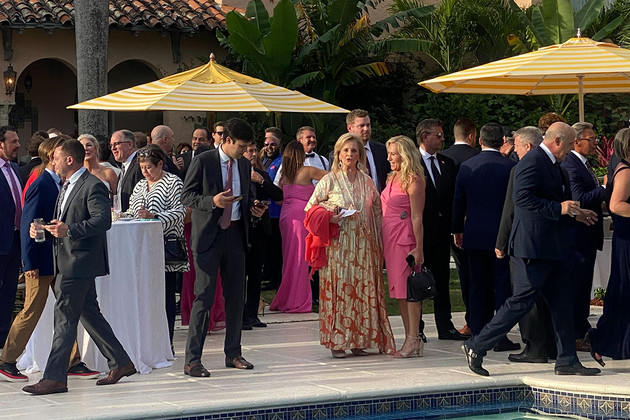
[0,127,21,349]
[416,119,465,341]
[562,122,606,346]
[440,118,479,337]
[23,140,134,395]
[346,109,389,192]
[452,123,518,351]
[181,118,266,378]
[463,122,601,377]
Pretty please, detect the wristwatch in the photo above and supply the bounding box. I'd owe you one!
[67,228,72,238]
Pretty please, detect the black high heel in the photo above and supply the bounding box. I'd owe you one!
[584,330,605,367]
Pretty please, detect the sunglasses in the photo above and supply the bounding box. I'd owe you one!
[264,142,277,147]
[137,149,160,159]
[214,131,225,136]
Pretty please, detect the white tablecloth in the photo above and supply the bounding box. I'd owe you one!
[18,220,173,374]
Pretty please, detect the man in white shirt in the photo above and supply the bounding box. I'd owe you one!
[273,126,328,185]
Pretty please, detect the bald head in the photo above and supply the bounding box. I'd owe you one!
[151,125,175,154]
[543,122,576,162]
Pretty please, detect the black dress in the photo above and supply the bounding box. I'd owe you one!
[590,163,630,359]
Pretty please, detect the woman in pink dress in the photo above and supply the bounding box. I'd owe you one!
[270,141,327,313]
[381,136,426,358]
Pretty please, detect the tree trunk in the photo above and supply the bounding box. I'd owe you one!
[75,0,108,137]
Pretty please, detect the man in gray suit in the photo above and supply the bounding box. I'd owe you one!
[23,140,135,395]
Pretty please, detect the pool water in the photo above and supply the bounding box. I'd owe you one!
[447,413,578,420]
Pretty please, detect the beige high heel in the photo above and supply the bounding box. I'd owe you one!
[394,335,424,358]
[258,298,266,316]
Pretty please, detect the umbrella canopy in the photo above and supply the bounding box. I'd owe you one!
[68,54,348,114]
[418,37,630,121]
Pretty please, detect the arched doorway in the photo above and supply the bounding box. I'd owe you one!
[10,58,77,142]
[108,60,163,134]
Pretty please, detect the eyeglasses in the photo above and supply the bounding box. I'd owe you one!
[430,132,444,138]
[110,140,131,149]
[578,137,599,142]
[264,142,277,147]
[214,131,225,137]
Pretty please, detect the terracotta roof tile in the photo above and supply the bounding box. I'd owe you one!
[0,0,227,30]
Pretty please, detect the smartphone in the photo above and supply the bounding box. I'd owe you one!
[232,195,243,202]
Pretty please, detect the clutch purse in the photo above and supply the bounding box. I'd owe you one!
[406,255,437,302]
[164,235,188,264]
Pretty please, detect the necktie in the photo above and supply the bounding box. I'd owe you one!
[429,156,441,188]
[585,161,600,186]
[305,153,315,158]
[56,181,70,219]
[365,146,373,178]
[220,158,234,229]
[6,166,21,228]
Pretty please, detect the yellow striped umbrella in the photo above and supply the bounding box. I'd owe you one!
[418,37,630,121]
[68,54,348,114]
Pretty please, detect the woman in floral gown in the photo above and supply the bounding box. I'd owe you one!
[305,133,396,358]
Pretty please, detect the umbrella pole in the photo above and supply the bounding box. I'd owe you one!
[578,74,584,122]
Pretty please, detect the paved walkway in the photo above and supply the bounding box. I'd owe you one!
[2,308,629,420]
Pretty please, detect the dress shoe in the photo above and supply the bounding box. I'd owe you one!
[458,324,473,337]
[462,342,489,376]
[554,362,601,376]
[226,356,254,369]
[493,337,521,352]
[252,317,267,328]
[67,362,100,380]
[508,351,547,363]
[0,362,28,382]
[438,328,466,341]
[575,338,591,352]
[96,363,136,385]
[242,322,253,331]
[184,361,211,377]
[331,349,346,358]
[22,379,67,395]
[350,348,369,356]
[419,332,427,343]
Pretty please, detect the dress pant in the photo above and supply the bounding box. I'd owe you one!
[511,257,556,358]
[422,219,455,334]
[466,249,511,335]
[0,231,20,347]
[165,271,177,345]
[450,242,470,325]
[186,223,246,364]
[0,274,80,367]
[44,274,131,382]
[468,257,578,368]
[568,247,597,339]
[244,225,266,322]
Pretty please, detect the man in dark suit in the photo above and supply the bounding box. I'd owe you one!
[210,121,226,150]
[23,139,135,395]
[181,117,266,377]
[440,118,479,337]
[416,119,464,341]
[110,129,143,212]
[463,122,600,377]
[346,109,388,192]
[150,125,181,177]
[562,122,606,348]
[495,126,556,364]
[452,123,518,351]
[0,127,22,349]
[178,127,213,181]
[19,133,47,185]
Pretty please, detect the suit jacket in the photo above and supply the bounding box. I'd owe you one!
[452,150,516,251]
[495,166,517,254]
[509,146,572,260]
[419,152,457,242]
[0,160,20,255]
[181,148,255,254]
[118,155,144,213]
[440,143,479,167]
[20,157,42,186]
[368,140,389,192]
[253,168,283,236]
[20,170,58,275]
[54,169,111,278]
[561,152,605,250]
[179,145,213,182]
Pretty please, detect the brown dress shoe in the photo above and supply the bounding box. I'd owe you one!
[184,361,211,377]
[23,379,68,395]
[96,363,136,386]
[225,356,254,369]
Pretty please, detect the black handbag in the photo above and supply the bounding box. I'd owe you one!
[164,235,188,264]
[405,255,437,302]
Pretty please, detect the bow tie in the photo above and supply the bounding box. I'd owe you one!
[306,153,315,158]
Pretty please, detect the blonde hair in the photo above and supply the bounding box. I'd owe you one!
[331,133,366,174]
[613,128,630,161]
[386,135,425,192]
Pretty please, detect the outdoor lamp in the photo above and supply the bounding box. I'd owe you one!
[4,64,16,95]
[24,72,32,93]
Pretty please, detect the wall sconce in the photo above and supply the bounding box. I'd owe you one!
[4,64,16,95]
[24,72,32,93]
